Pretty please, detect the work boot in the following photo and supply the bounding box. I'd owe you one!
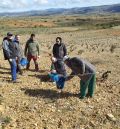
[79,96,85,99]
[11,80,21,83]
[35,64,39,71]
[86,93,93,98]
[26,63,30,70]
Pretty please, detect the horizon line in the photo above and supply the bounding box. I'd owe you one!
[0,2,120,14]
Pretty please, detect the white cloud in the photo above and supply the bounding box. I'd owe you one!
[0,0,49,12]
[0,0,28,11]
[47,0,92,7]
[34,0,48,4]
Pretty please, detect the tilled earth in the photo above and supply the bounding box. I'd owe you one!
[0,29,120,129]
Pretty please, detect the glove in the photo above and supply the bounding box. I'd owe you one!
[51,57,57,63]
[9,59,12,62]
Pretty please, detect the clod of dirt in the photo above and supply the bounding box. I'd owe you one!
[101,71,111,82]
[106,113,117,122]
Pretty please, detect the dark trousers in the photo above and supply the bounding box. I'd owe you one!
[16,58,23,75]
[26,55,39,71]
[80,74,96,98]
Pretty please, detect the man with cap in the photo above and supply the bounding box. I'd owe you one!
[63,56,96,99]
[2,32,18,83]
[24,34,40,71]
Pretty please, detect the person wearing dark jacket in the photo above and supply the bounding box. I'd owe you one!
[64,56,96,99]
[52,37,67,76]
[2,32,18,83]
[13,35,24,75]
[24,34,40,71]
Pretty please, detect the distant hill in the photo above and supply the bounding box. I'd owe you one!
[0,3,120,17]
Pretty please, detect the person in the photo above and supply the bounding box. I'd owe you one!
[64,56,96,99]
[2,32,18,83]
[52,37,67,76]
[24,34,40,71]
[13,35,24,75]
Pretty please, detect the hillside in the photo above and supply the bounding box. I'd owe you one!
[0,3,120,17]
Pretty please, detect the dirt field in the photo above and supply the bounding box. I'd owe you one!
[0,28,120,129]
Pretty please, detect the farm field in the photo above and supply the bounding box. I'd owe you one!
[0,14,120,129]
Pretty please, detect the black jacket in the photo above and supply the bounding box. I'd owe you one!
[2,38,17,60]
[53,43,67,59]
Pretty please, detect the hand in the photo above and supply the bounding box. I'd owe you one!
[38,56,40,58]
[16,57,18,60]
[9,59,12,62]
[51,57,57,63]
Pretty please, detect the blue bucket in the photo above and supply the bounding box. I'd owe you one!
[20,58,28,66]
[48,73,59,82]
[49,73,66,89]
[56,76,66,89]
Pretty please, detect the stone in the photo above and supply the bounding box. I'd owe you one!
[90,121,96,127]
[106,113,116,122]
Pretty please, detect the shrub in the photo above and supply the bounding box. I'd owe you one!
[3,116,12,124]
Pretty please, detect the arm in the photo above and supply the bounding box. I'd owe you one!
[2,40,11,59]
[67,71,75,81]
[52,44,56,57]
[36,43,40,56]
[63,44,67,56]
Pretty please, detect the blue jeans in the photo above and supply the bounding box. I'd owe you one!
[9,59,17,81]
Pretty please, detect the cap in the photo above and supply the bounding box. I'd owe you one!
[63,55,69,61]
[7,32,13,36]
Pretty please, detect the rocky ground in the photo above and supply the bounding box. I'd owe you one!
[0,28,120,129]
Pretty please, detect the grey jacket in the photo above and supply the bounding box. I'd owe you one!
[2,38,17,60]
[66,57,96,82]
[14,40,24,59]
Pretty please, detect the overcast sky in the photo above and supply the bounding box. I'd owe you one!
[0,0,120,12]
